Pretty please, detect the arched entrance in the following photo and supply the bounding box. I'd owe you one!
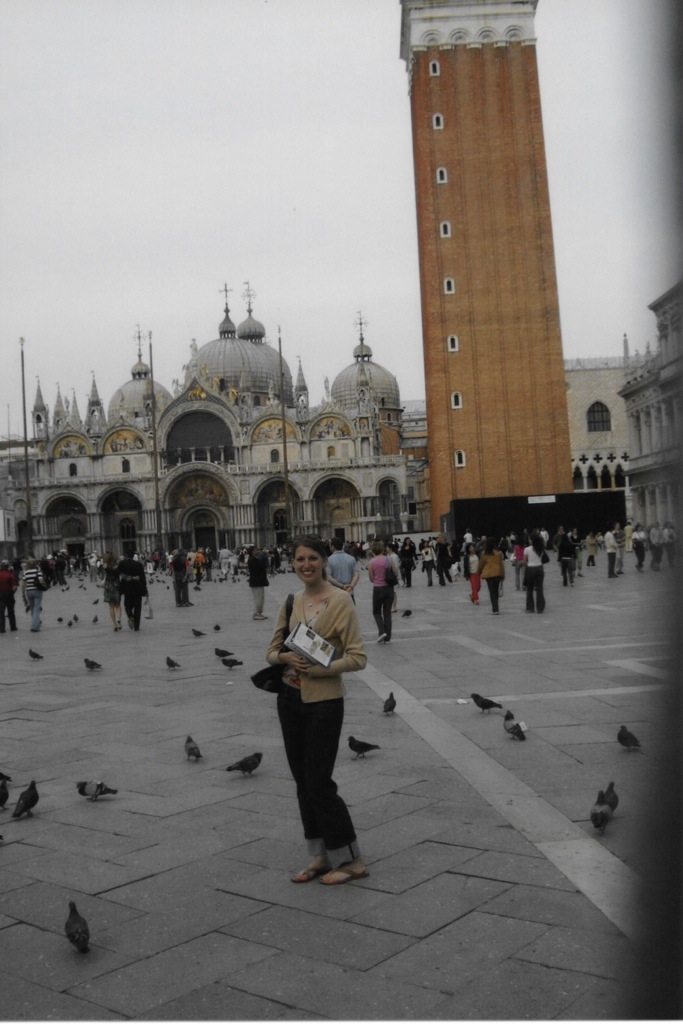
[44,496,88,557]
[311,478,361,538]
[101,490,143,557]
[188,509,219,555]
[254,479,299,548]
[165,472,231,552]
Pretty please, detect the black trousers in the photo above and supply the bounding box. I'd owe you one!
[525,567,545,612]
[277,687,357,857]
[122,591,144,629]
[485,576,501,612]
[372,585,393,639]
[0,593,17,632]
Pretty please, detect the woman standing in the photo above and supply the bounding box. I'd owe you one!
[399,538,418,588]
[632,523,646,571]
[478,538,505,615]
[102,552,122,631]
[524,529,547,613]
[585,531,598,567]
[434,534,453,586]
[512,534,526,591]
[420,539,435,586]
[21,557,46,633]
[463,543,481,605]
[367,541,394,643]
[266,536,368,885]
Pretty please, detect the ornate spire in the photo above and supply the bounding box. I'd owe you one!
[219,283,236,338]
[353,311,373,361]
[53,385,66,432]
[33,379,47,412]
[69,391,83,428]
[623,332,630,363]
[237,281,265,342]
[32,379,48,439]
[85,372,106,434]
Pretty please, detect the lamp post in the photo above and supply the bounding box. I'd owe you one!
[19,338,34,557]
[147,332,163,556]
[278,327,294,542]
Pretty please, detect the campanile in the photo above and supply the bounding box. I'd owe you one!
[400,0,573,529]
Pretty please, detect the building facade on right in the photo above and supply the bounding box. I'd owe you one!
[400,0,573,531]
[619,283,682,527]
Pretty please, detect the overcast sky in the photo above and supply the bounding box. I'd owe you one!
[0,0,678,438]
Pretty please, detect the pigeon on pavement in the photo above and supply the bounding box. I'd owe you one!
[92,615,98,623]
[590,790,613,831]
[503,711,526,741]
[12,780,39,818]
[192,629,205,638]
[76,781,118,800]
[93,599,99,605]
[0,777,9,809]
[383,692,396,714]
[226,752,262,774]
[166,656,181,669]
[215,648,234,658]
[65,901,90,953]
[617,726,641,751]
[28,649,43,660]
[213,625,221,631]
[222,658,243,670]
[67,620,73,627]
[348,736,380,758]
[472,693,503,713]
[185,736,202,760]
[604,781,619,812]
[401,609,412,617]
[84,658,102,671]
[73,614,79,622]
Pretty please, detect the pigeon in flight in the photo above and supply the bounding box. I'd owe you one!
[617,726,641,752]
[215,648,234,658]
[226,752,262,775]
[222,658,243,670]
[503,711,526,741]
[65,901,90,953]
[604,781,618,812]
[12,780,39,818]
[383,692,396,714]
[28,649,43,661]
[76,781,117,800]
[0,776,10,809]
[590,790,613,832]
[166,656,181,670]
[92,599,99,605]
[184,736,202,760]
[471,693,503,713]
[348,736,380,758]
[192,629,205,638]
[84,658,102,671]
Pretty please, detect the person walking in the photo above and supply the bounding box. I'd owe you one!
[649,522,663,570]
[218,544,231,580]
[478,537,505,614]
[568,527,583,577]
[585,531,598,567]
[420,539,435,586]
[434,533,453,586]
[524,529,547,613]
[22,557,47,632]
[604,524,618,578]
[116,554,148,630]
[632,523,646,572]
[101,551,122,631]
[327,538,360,603]
[512,535,526,591]
[463,543,481,605]
[398,538,418,588]
[662,522,676,568]
[266,535,368,886]
[0,559,18,634]
[247,545,269,620]
[557,530,576,587]
[367,541,394,643]
[170,549,191,607]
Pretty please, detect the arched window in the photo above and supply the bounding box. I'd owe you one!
[614,464,626,488]
[327,446,336,458]
[121,458,130,473]
[572,466,584,491]
[450,392,462,409]
[429,60,440,76]
[270,449,280,464]
[436,167,448,184]
[69,463,77,477]
[447,335,459,352]
[440,221,451,238]
[120,517,136,541]
[444,278,455,294]
[586,466,598,490]
[454,450,466,467]
[587,402,611,432]
[600,465,612,489]
[253,396,261,407]
[432,113,443,129]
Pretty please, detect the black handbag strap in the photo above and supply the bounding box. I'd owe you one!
[283,592,294,638]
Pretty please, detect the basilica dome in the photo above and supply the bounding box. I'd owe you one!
[108,355,172,423]
[194,302,294,405]
[331,338,400,411]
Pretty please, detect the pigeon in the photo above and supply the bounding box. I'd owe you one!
[92,599,99,605]
[401,609,412,617]
[0,777,9,809]
[383,692,396,714]
[65,901,90,952]
[92,615,98,623]
[166,656,181,669]
[84,658,102,671]
[213,625,221,631]
[76,781,117,800]
[192,629,205,637]
[471,692,503,713]
[222,658,243,670]
[185,735,202,760]
[226,752,262,775]
[503,711,526,741]
[28,649,43,660]
[0,772,12,781]
[12,780,39,818]
[604,781,619,813]
[590,790,613,831]
[348,736,380,758]
[617,725,641,752]
[57,617,63,623]
[73,614,79,622]
[67,620,73,628]
[215,648,234,658]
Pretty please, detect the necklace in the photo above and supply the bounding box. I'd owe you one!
[304,598,328,626]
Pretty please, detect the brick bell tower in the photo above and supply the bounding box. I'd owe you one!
[400,0,572,529]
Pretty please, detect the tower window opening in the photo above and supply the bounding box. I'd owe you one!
[429,60,440,76]
[444,278,455,294]
[436,167,448,183]
[432,113,443,129]
[440,221,451,238]
[454,450,466,467]
[447,335,459,352]
[450,392,462,409]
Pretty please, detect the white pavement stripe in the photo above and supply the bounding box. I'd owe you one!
[425,683,664,704]
[606,659,670,680]
[359,663,641,941]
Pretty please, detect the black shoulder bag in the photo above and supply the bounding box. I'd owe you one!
[251,592,294,693]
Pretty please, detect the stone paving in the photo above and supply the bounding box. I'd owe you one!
[0,555,671,1019]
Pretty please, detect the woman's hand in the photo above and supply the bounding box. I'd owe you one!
[279,650,312,674]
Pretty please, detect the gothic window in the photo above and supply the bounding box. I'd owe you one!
[600,465,612,489]
[270,449,280,463]
[572,465,584,490]
[447,335,459,352]
[454,450,466,467]
[444,278,455,294]
[614,464,626,488]
[432,113,443,129]
[69,463,77,477]
[587,401,611,432]
[440,221,451,237]
[122,458,130,473]
[429,60,440,76]
[450,392,462,409]
[436,167,448,184]
[120,517,136,540]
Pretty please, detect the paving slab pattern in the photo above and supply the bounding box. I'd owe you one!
[0,560,668,1018]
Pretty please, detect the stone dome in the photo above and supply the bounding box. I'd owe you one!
[331,338,400,411]
[108,356,172,422]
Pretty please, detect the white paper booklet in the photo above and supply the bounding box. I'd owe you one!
[284,622,336,667]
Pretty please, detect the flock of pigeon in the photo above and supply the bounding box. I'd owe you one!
[470,692,643,833]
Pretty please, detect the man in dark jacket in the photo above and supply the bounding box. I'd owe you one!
[116,556,148,631]
[0,559,18,633]
[247,545,269,620]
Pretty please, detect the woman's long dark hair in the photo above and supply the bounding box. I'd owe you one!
[531,529,545,557]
